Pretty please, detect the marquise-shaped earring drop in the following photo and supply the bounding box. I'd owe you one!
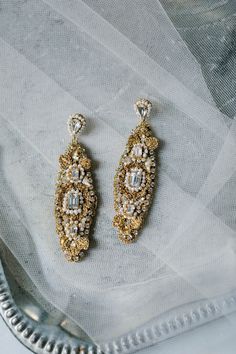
[54,114,97,262]
[113,99,159,243]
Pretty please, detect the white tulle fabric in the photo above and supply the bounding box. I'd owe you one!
[0,0,235,350]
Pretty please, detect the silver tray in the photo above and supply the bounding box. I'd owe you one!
[1,246,236,354]
[0,243,99,354]
[1,1,236,353]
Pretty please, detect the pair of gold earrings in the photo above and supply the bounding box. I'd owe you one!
[54,99,159,262]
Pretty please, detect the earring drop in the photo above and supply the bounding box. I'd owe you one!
[113,99,159,243]
[54,114,97,262]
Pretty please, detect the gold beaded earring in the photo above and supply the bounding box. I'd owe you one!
[113,99,159,243]
[54,114,97,262]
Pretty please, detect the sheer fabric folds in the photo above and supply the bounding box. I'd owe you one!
[0,0,235,351]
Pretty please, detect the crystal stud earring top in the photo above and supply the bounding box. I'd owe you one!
[54,114,97,262]
[113,99,159,243]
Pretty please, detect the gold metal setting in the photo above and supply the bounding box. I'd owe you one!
[54,114,97,261]
[113,99,159,243]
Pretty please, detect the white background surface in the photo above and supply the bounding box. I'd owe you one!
[0,0,236,352]
[1,312,236,354]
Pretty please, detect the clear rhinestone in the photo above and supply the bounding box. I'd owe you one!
[134,99,152,119]
[68,114,86,136]
[72,168,80,179]
[72,151,79,161]
[68,192,79,210]
[126,204,135,216]
[68,165,85,183]
[74,121,82,133]
[137,106,148,118]
[129,170,142,188]
[132,144,143,157]
[82,176,90,186]
[70,225,78,235]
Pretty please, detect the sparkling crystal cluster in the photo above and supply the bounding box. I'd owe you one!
[55,114,97,261]
[113,99,159,243]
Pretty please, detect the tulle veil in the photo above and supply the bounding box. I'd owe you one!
[0,1,235,352]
